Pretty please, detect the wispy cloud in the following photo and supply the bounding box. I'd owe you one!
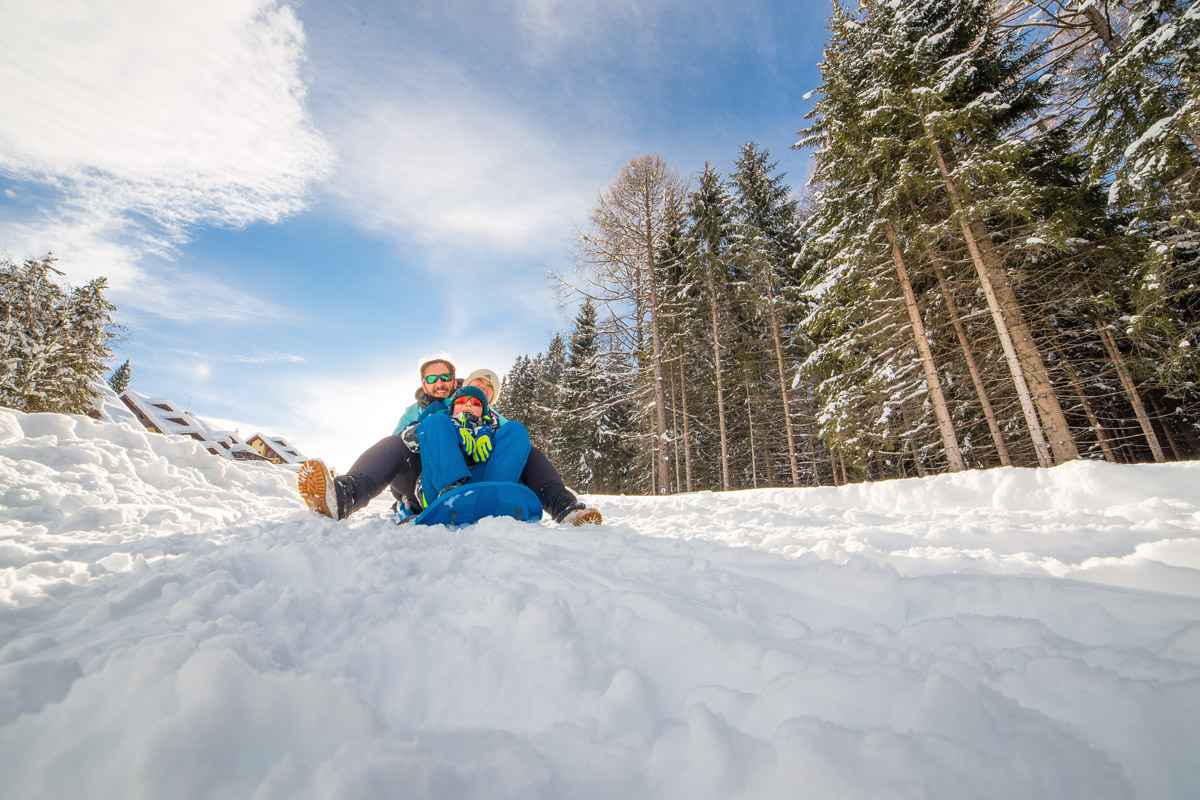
[324,67,621,258]
[0,208,292,324]
[233,352,308,365]
[0,0,333,317]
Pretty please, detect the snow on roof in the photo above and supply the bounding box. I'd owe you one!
[245,432,308,464]
[119,391,270,463]
[89,379,142,428]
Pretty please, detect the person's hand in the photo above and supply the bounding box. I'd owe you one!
[458,426,477,458]
[472,431,492,462]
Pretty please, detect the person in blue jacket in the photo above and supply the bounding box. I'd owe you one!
[298,357,601,525]
[414,385,530,500]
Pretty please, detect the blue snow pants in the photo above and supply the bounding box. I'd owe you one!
[416,414,532,499]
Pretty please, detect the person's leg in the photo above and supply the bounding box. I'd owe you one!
[416,414,471,498]
[515,443,602,525]
[520,444,580,519]
[348,435,418,488]
[388,467,421,513]
[303,434,423,519]
[342,434,424,511]
[478,421,532,483]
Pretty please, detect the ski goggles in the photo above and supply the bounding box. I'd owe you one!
[454,395,483,408]
[423,373,455,384]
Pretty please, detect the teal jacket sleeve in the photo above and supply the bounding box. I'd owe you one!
[391,398,452,434]
[392,402,422,435]
[417,399,451,422]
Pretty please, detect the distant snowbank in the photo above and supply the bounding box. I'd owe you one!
[2,408,1199,799]
[610,458,1200,596]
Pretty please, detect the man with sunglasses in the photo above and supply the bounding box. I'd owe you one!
[392,356,461,433]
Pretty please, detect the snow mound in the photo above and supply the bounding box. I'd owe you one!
[2,407,1199,799]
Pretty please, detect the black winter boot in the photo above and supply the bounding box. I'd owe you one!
[542,485,580,521]
[335,470,381,519]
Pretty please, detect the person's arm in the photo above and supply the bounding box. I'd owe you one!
[392,402,419,435]
[394,398,447,434]
[417,399,450,422]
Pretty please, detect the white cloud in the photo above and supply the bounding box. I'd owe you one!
[0,211,290,324]
[0,0,332,320]
[326,74,615,257]
[0,0,332,229]
[233,352,307,364]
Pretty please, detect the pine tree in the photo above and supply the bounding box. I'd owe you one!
[0,254,120,415]
[593,333,641,494]
[796,1,967,474]
[796,0,1116,472]
[496,355,540,439]
[730,142,807,484]
[108,360,131,394]
[682,162,737,490]
[1086,0,1199,228]
[1085,0,1200,392]
[540,333,569,463]
[559,302,607,491]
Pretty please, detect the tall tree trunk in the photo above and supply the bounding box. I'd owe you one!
[680,357,695,491]
[706,267,732,490]
[1039,313,1119,463]
[1148,394,1183,461]
[899,403,928,477]
[746,381,758,488]
[1079,4,1123,53]
[644,213,671,494]
[908,438,927,477]
[764,278,801,485]
[826,437,840,486]
[1096,324,1166,462]
[922,118,1078,465]
[926,244,1013,466]
[669,363,681,493]
[884,220,966,471]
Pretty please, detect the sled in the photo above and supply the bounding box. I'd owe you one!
[413,481,543,527]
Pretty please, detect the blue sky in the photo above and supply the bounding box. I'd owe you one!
[0,0,830,469]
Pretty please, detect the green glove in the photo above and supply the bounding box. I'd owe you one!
[458,426,477,458]
[472,431,492,462]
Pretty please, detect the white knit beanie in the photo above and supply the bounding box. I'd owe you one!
[464,368,502,404]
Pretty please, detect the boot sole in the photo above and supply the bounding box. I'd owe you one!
[298,460,337,518]
[572,509,603,526]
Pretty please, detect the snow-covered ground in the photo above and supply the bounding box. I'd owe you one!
[2,407,1199,799]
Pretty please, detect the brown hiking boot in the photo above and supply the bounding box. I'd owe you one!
[298,459,340,519]
[563,507,602,526]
